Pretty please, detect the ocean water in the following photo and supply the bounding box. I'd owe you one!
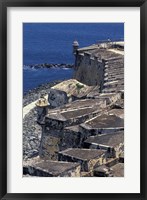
[23,23,124,93]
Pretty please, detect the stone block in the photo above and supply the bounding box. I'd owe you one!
[45,99,104,129]
[84,131,124,157]
[80,113,124,135]
[24,160,81,177]
[58,148,107,172]
[110,163,124,177]
[48,89,68,108]
[94,165,110,177]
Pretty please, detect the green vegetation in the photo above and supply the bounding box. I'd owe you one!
[76,83,84,93]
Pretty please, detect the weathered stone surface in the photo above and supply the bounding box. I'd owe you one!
[39,134,60,160]
[48,88,68,108]
[24,159,81,177]
[74,43,124,90]
[87,92,121,105]
[52,79,99,99]
[84,131,124,157]
[94,165,110,177]
[80,113,124,135]
[39,125,89,160]
[23,108,42,160]
[110,163,124,177]
[111,98,124,109]
[23,41,124,177]
[105,157,119,168]
[108,108,124,119]
[74,53,105,87]
[45,99,106,129]
[23,80,62,106]
[119,151,124,163]
[36,97,49,124]
[58,148,107,172]
[81,171,93,177]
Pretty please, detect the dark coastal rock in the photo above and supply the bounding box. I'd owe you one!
[23,107,42,160]
[25,63,74,70]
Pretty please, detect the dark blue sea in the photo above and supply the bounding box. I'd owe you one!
[23,23,124,93]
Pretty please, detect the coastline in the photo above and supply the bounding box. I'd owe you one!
[23,80,62,107]
[23,107,41,160]
[24,63,74,69]
[23,81,54,159]
[23,79,65,160]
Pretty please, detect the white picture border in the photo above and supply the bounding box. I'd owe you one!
[7,7,140,193]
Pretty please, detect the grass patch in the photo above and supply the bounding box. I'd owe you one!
[76,83,84,93]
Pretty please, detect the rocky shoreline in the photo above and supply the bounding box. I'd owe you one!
[23,107,41,160]
[24,63,74,69]
[23,80,63,160]
[23,80,62,106]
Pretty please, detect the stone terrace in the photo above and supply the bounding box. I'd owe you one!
[84,131,124,157]
[110,163,124,177]
[103,58,124,93]
[58,148,107,172]
[45,99,106,129]
[80,113,124,135]
[24,158,81,177]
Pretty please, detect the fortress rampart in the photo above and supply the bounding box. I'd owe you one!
[73,41,124,93]
[23,40,124,177]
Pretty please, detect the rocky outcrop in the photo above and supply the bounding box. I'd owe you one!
[48,89,68,108]
[24,63,74,69]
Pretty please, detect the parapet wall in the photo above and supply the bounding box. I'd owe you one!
[74,52,105,88]
[73,43,124,91]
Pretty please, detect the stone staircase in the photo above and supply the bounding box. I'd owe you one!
[102,57,124,93]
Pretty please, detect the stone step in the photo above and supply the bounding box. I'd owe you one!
[81,171,93,177]
[93,156,122,177]
[84,131,124,158]
[103,81,119,89]
[119,152,124,163]
[105,65,124,71]
[103,85,124,92]
[87,93,122,106]
[93,165,110,177]
[45,99,106,129]
[105,157,119,167]
[105,63,123,68]
[106,71,124,77]
[104,56,123,63]
[108,72,124,77]
[104,71,124,78]
[80,113,124,135]
[58,148,107,172]
[105,68,124,73]
[102,87,124,93]
[23,159,81,177]
[106,59,123,64]
[105,77,124,82]
[107,75,124,80]
[103,82,124,89]
[109,163,124,177]
[105,70,124,77]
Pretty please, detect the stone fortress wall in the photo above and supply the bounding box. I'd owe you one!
[23,40,124,177]
[74,51,105,88]
[73,40,124,93]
